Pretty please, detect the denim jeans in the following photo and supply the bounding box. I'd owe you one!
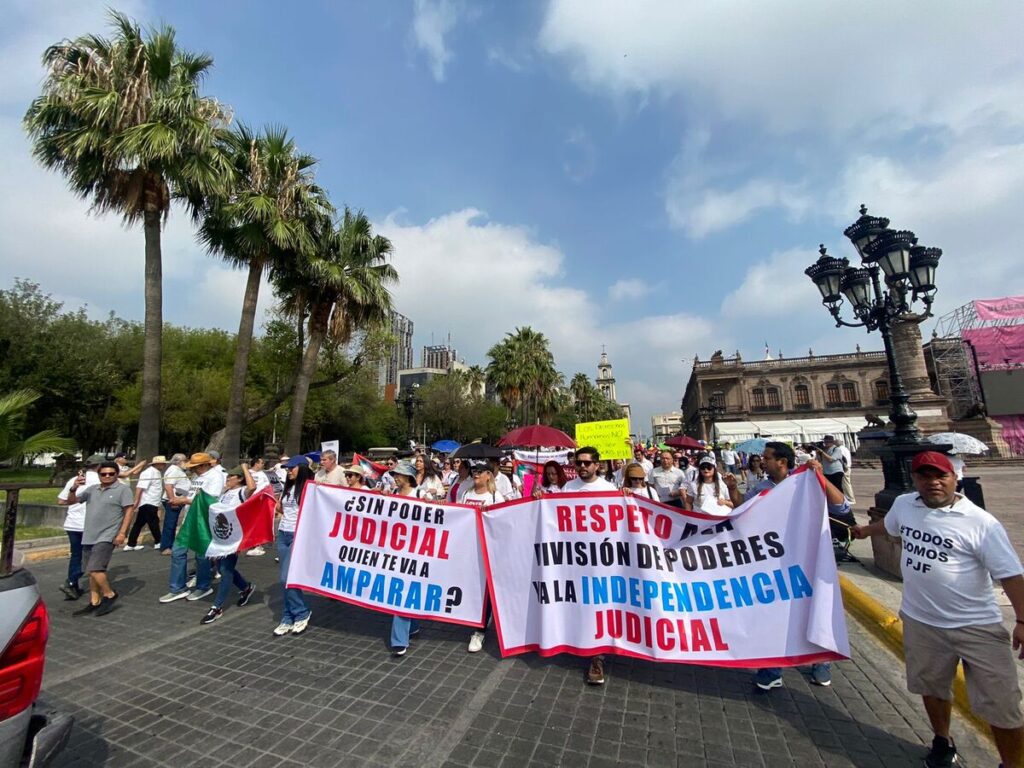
[160,502,184,550]
[213,554,248,609]
[390,616,420,648]
[66,530,83,587]
[276,530,310,624]
[760,662,830,680]
[169,544,212,594]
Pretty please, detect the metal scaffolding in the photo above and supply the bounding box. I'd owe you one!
[930,300,1020,418]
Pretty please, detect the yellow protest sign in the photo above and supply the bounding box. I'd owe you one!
[574,419,632,460]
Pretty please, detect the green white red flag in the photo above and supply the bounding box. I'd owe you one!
[175,486,276,558]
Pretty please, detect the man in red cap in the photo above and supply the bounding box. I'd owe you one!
[852,451,1024,768]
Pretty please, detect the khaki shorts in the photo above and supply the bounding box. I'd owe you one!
[83,541,114,573]
[901,612,1024,728]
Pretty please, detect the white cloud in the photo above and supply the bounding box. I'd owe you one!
[608,278,649,301]
[720,247,823,319]
[539,0,1024,136]
[376,208,718,432]
[668,177,811,238]
[411,0,462,82]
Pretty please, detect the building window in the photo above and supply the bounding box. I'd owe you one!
[842,382,859,404]
[710,391,725,409]
[825,383,841,406]
[874,379,889,403]
[794,384,810,407]
[751,388,766,408]
[752,386,781,412]
[767,387,781,407]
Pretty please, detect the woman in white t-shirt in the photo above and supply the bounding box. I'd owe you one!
[273,457,314,637]
[414,455,445,501]
[621,463,659,500]
[200,464,258,626]
[689,457,733,515]
[461,461,505,655]
[532,460,567,498]
[742,455,765,491]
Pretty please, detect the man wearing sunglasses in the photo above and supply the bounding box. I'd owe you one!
[561,447,618,492]
[67,461,136,615]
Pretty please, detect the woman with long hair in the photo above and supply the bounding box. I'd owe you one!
[743,454,765,490]
[414,454,445,501]
[621,462,659,500]
[389,461,424,656]
[273,456,314,636]
[690,456,733,515]
[532,460,567,498]
[461,461,505,654]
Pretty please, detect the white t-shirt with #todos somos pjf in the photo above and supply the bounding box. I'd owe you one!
[884,491,1022,628]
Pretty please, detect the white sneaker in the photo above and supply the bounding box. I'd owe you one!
[186,576,197,589]
[123,545,143,552]
[468,631,485,653]
[291,615,311,635]
[153,543,161,549]
[246,546,265,557]
[213,571,221,580]
[158,591,190,603]
[273,622,293,636]
[186,588,213,601]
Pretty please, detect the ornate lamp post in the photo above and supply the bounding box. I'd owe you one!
[697,399,725,444]
[805,205,946,508]
[401,384,420,442]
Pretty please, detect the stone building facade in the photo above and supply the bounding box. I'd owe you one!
[681,334,949,444]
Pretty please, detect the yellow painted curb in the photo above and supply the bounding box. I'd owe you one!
[839,574,991,741]
[24,547,71,564]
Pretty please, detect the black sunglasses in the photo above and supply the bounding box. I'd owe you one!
[575,460,595,467]
[98,471,117,477]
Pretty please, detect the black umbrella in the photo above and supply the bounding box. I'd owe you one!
[451,442,504,460]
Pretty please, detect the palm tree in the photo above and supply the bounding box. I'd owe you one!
[0,391,75,466]
[24,12,231,457]
[569,372,596,422]
[486,327,560,425]
[465,365,486,401]
[196,124,331,465]
[276,208,397,454]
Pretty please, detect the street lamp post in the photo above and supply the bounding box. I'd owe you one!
[401,384,420,443]
[805,205,947,511]
[697,400,725,444]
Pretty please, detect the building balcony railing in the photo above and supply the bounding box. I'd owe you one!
[825,400,861,409]
[693,350,886,370]
[751,404,784,412]
[793,402,813,410]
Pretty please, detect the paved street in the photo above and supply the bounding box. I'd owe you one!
[33,518,999,768]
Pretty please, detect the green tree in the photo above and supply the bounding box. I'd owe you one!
[24,11,231,457]
[196,124,331,465]
[275,208,397,454]
[0,390,75,466]
[486,327,561,426]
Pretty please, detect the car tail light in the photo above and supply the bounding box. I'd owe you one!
[0,600,49,721]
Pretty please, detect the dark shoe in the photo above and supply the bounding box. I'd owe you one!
[924,735,958,767]
[810,663,832,687]
[237,583,255,607]
[60,582,83,601]
[754,669,783,691]
[200,607,223,625]
[586,658,605,685]
[94,592,119,616]
[73,601,99,616]
[392,646,407,657]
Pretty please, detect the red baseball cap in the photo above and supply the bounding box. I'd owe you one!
[910,451,954,474]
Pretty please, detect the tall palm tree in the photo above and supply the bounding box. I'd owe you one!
[0,390,75,466]
[486,327,560,425]
[569,372,596,422]
[276,209,397,454]
[465,365,486,401]
[196,124,331,465]
[24,11,230,457]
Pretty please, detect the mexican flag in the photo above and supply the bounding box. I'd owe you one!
[175,486,276,559]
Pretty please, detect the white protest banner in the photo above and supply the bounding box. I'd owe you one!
[288,484,487,627]
[481,469,849,666]
[321,440,339,456]
[513,449,574,465]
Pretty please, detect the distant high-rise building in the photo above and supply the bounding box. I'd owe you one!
[422,343,458,370]
[379,311,414,398]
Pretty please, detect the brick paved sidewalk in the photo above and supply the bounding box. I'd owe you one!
[33,549,997,768]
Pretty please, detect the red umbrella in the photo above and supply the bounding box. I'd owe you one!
[497,425,576,449]
[664,434,704,450]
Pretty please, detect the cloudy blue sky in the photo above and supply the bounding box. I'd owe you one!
[2,0,1023,435]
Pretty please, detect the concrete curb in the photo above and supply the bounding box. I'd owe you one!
[839,574,992,741]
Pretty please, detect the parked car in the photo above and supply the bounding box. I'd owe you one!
[0,551,72,768]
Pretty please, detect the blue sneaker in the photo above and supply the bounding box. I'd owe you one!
[810,663,832,687]
[754,669,783,691]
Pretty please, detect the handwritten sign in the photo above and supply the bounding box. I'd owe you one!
[575,419,631,460]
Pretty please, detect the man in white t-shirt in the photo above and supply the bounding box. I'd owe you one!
[720,444,738,474]
[160,454,191,555]
[314,449,348,486]
[56,454,103,599]
[853,451,1024,768]
[126,456,169,550]
[815,435,846,493]
[647,450,687,507]
[160,453,221,604]
[632,446,653,474]
[561,446,618,493]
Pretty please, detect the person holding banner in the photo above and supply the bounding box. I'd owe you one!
[621,463,658,500]
[852,451,1024,768]
[723,443,853,690]
[389,461,425,655]
[273,456,314,637]
[535,460,567,497]
[343,464,369,490]
[688,457,733,515]
[458,460,505,654]
[200,465,257,625]
[562,447,617,493]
